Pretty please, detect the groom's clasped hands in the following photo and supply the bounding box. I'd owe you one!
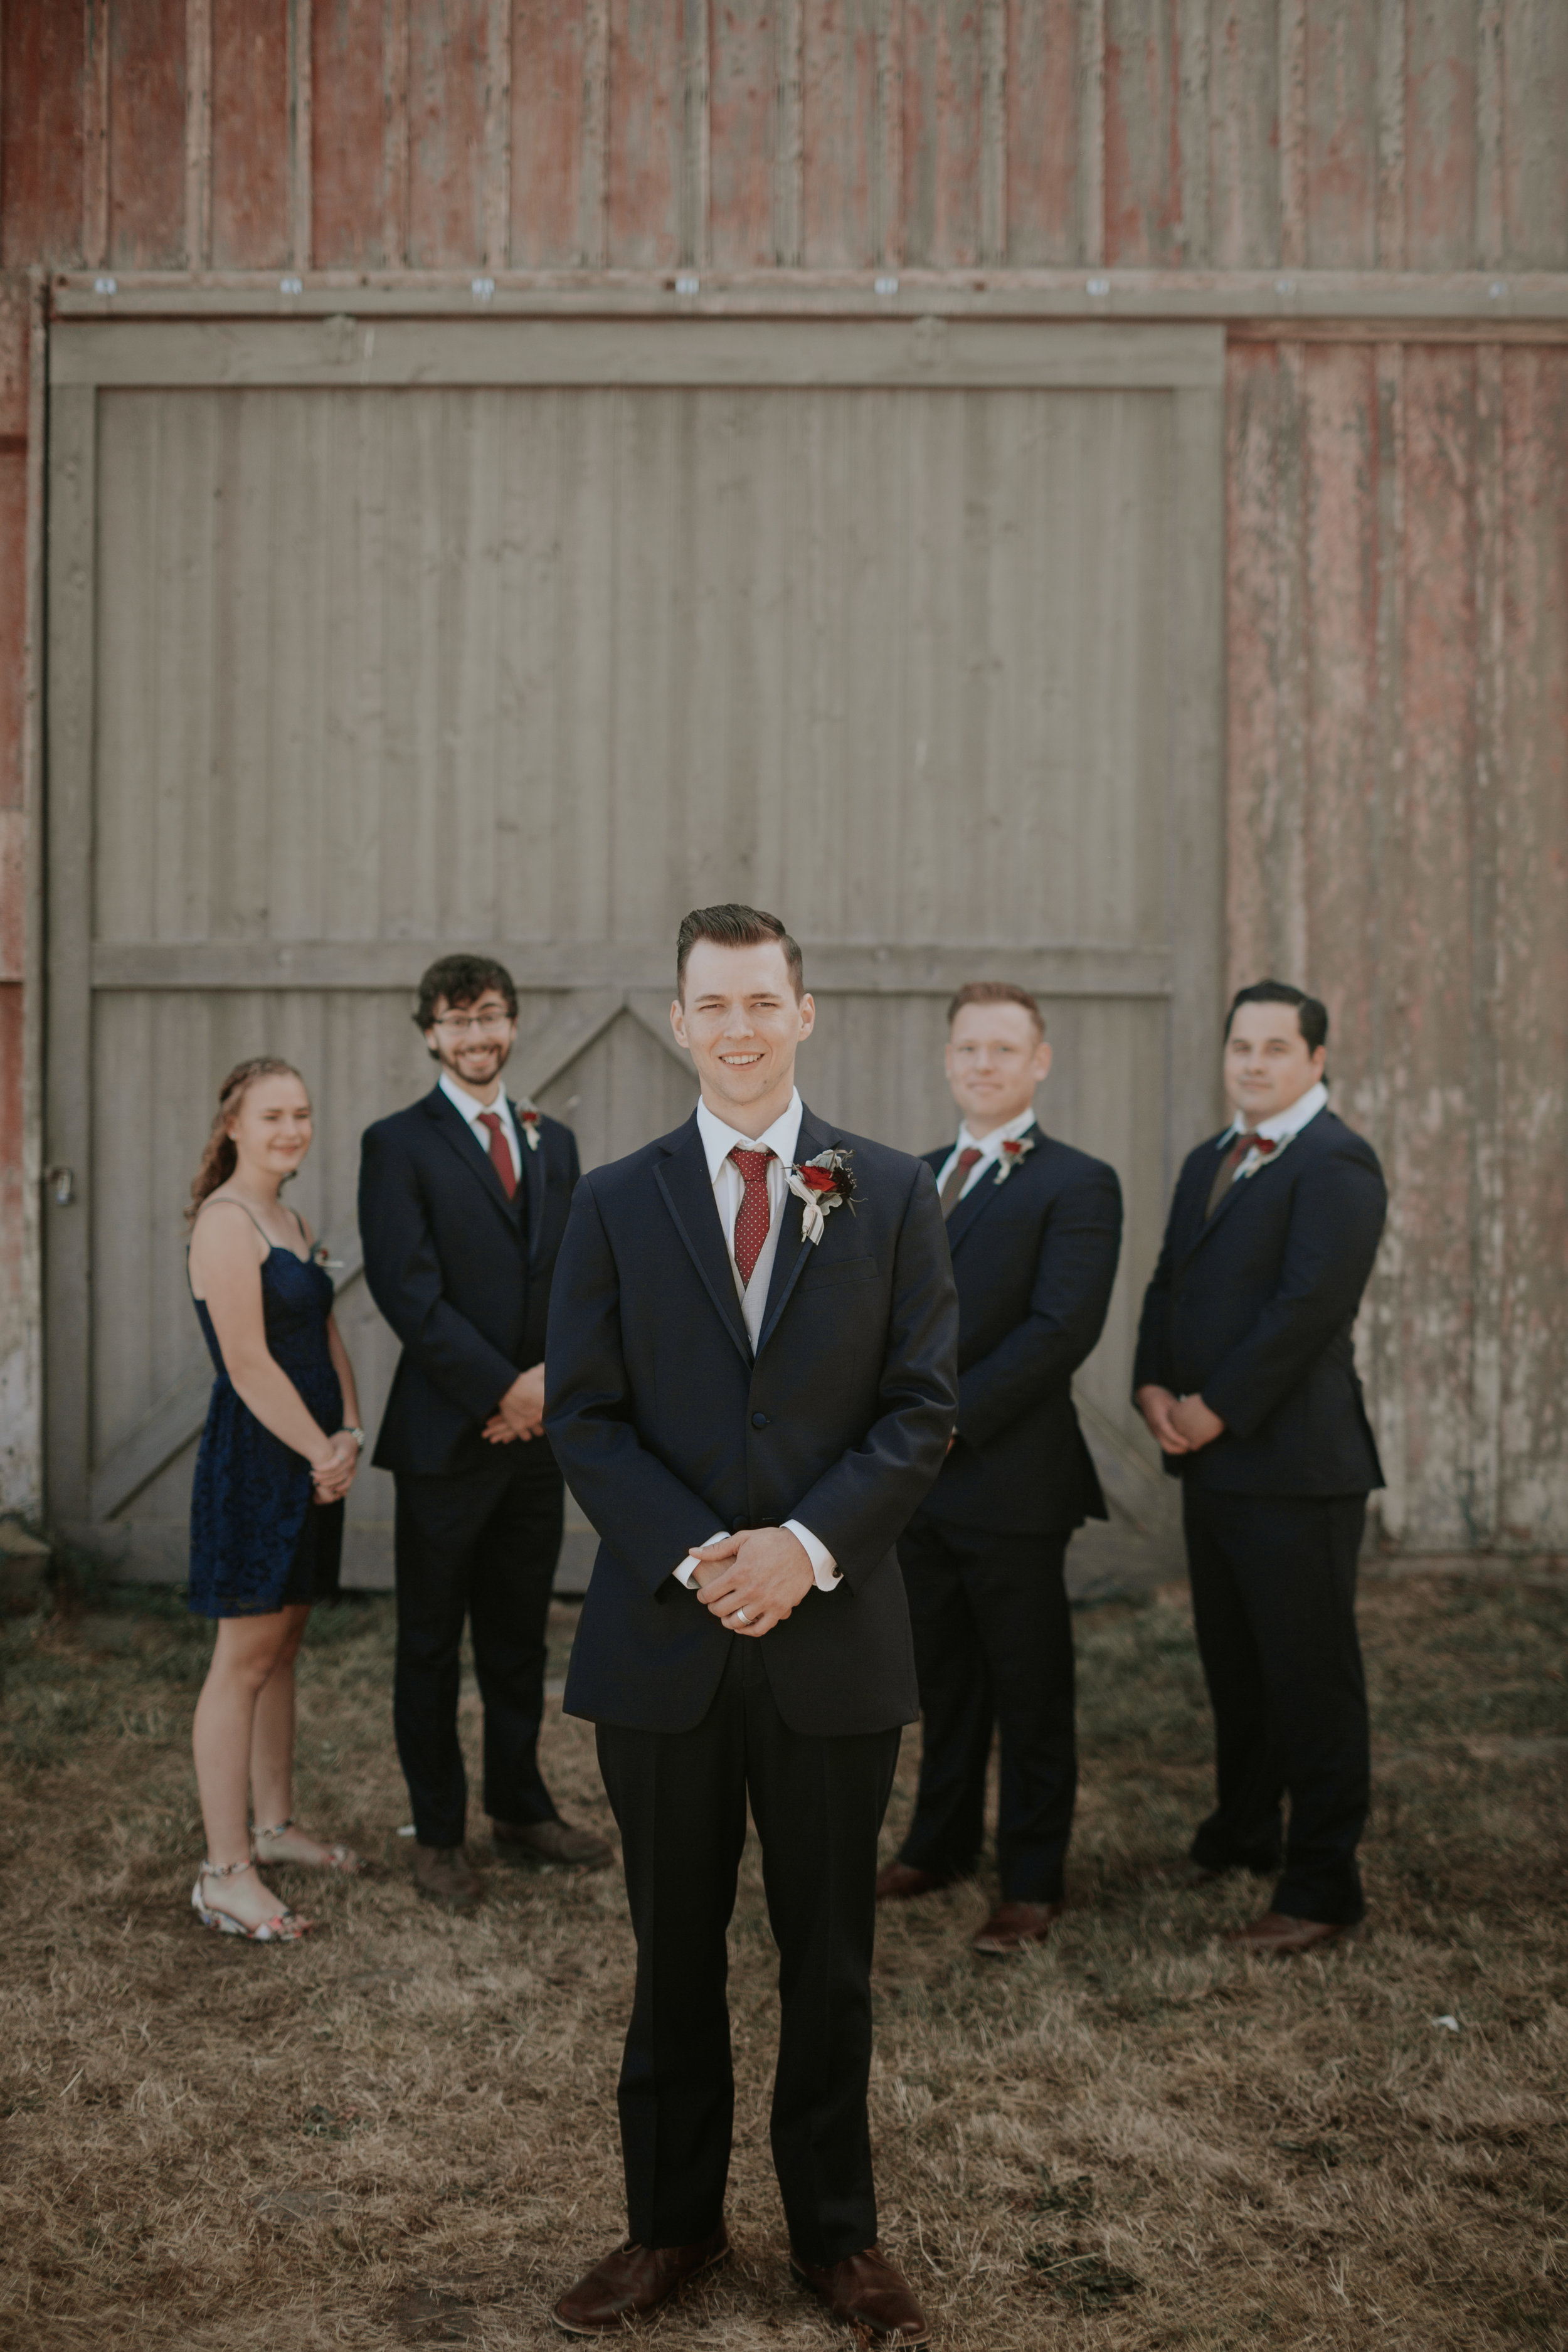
[689,1527,815,1636]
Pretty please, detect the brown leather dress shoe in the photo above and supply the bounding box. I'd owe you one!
[790,2246,931,2345]
[875,1861,950,1903]
[553,2225,729,2334]
[492,1817,614,1868]
[1223,1910,1360,1956]
[970,1899,1062,1954]
[413,1844,483,1912]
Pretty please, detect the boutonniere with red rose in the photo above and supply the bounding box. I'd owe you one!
[785,1148,857,1245]
[992,1133,1036,1186]
[517,1101,542,1153]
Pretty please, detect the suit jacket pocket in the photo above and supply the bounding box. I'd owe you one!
[795,1253,879,1293]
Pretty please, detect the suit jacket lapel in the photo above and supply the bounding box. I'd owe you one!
[654,1116,753,1368]
[942,1121,1042,1256]
[1179,1131,1279,1262]
[425,1089,523,1231]
[513,1097,546,1258]
[753,1105,832,1360]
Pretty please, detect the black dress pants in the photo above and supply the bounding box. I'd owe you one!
[595,1639,901,2265]
[1184,1485,1370,1925]
[393,1442,564,1848]
[895,1513,1076,1903]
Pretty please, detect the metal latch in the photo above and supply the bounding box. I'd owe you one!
[46,1167,75,1205]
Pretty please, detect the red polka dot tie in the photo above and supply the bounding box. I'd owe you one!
[730,1147,775,1286]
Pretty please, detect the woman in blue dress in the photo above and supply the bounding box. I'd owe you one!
[186,1056,368,1939]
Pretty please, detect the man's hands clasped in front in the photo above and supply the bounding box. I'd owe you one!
[689,1527,815,1637]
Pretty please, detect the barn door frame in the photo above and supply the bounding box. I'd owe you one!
[45,317,1224,1543]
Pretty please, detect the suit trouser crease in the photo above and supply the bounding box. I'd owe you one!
[393,1449,564,1847]
[596,1640,899,2264]
[897,1519,1077,1903]
[1184,1486,1370,1924]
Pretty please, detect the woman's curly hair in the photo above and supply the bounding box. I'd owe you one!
[186,1057,307,1227]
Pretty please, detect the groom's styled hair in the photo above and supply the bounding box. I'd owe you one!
[676,904,805,1000]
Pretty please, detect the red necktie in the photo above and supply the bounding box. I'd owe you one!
[1205,1131,1275,1218]
[939,1146,983,1217]
[478,1110,517,1200]
[730,1147,775,1286]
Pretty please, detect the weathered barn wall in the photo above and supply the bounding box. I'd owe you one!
[3,1,1567,1547]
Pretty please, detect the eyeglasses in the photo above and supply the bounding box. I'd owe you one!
[432,1011,513,1037]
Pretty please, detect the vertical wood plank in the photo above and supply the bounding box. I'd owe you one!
[485,0,512,267]
[1271,339,1308,979]
[800,0,878,268]
[581,0,610,267]
[290,0,314,268]
[1167,380,1226,1175]
[311,0,390,268]
[1375,0,1406,270]
[83,0,111,271]
[1076,0,1104,266]
[1277,0,1305,270]
[876,0,904,264]
[1209,0,1279,268]
[109,0,188,269]
[1004,0,1076,266]
[901,0,983,270]
[607,0,684,268]
[979,0,1004,263]
[1302,0,1378,269]
[709,0,776,270]
[209,0,290,268]
[1406,0,1477,272]
[775,0,805,265]
[512,0,587,265]
[45,385,97,1521]
[1468,339,1503,1540]
[383,0,411,267]
[406,0,489,266]
[683,0,710,267]
[1224,342,1279,990]
[1474,0,1502,267]
[1174,0,1209,267]
[0,4,85,265]
[1500,0,1568,268]
[1103,0,1179,267]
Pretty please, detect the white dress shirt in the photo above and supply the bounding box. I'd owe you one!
[1217,1078,1328,1178]
[673,1088,840,1598]
[935,1103,1039,1204]
[440,1071,520,1186]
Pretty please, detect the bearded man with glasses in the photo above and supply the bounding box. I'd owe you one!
[359,955,612,1910]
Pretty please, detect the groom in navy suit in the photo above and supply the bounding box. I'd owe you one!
[544,906,957,2344]
[359,954,611,1915]
[877,982,1123,1956]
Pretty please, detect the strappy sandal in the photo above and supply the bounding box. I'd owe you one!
[191,1856,314,1941]
[252,1816,366,1875]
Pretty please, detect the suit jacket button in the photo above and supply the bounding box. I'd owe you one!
[751,1411,770,1429]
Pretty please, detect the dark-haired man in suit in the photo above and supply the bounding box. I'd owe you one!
[544,904,957,2344]
[876,982,1123,1956]
[1134,981,1387,1955]
[359,953,612,1913]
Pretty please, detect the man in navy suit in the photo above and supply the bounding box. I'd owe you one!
[1134,981,1387,1956]
[544,906,957,2344]
[359,955,611,1913]
[876,982,1123,1956]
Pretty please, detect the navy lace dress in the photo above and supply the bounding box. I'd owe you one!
[188,1237,345,1618]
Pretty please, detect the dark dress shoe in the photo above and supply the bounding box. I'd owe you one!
[971,1899,1062,1954]
[875,1861,950,1903]
[790,2245,931,2344]
[492,1818,614,1868]
[413,1844,483,1912]
[553,2225,729,2334]
[1224,1910,1360,1956]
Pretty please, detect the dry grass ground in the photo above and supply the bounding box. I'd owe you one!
[1,1564,1564,2351]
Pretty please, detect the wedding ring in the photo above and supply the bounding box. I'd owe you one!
[734,1607,750,1625]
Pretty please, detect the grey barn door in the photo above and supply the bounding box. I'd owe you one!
[46,319,1224,1582]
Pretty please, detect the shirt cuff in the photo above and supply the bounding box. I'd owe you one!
[784,1518,841,1591]
[675,1533,730,1589]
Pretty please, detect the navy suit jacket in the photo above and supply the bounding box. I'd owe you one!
[545,1103,960,1737]
[1132,1104,1386,1495]
[359,1086,580,1479]
[917,1124,1122,1534]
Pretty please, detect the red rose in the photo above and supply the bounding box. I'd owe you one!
[799,1165,839,1194]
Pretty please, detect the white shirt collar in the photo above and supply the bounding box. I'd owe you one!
[439,1071,512,1131]
[956,1104,1039,1157]
[1222,1078,1328,1148]
[696,1088,804,1182]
